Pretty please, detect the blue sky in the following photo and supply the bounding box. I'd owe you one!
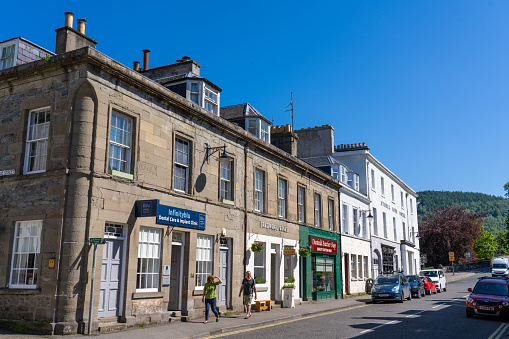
[3,1,509,197]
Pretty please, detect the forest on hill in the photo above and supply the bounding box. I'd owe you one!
[417,190,509,234]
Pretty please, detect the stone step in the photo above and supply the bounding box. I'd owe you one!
[98,322,127,333]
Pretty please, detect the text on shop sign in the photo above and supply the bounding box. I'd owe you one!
[261,222,288,233]
[310,236,337,255]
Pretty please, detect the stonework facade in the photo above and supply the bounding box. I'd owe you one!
[0,24,342,335]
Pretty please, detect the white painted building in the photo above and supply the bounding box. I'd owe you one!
[332,143,420,278]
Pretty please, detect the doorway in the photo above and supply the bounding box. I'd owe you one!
[98,223,125,318]
[218,237,231,307]
[169,232,184,310]
[344,253,350,295]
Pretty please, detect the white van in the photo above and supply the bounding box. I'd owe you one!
[419,269,447,292]
[492,258,509,277]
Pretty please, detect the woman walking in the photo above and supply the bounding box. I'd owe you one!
[202,275,223,323]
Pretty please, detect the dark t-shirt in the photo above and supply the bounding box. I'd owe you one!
[242,278,255,295]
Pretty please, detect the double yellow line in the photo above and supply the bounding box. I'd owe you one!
[488,323,509,339]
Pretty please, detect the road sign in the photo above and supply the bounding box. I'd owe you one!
[449,252,455,261]
[420,255,427,264]
[465,252,471,258]
[89,238,104,244]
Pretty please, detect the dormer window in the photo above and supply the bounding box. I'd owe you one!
[340,166,346,183]
[1,44,16,70]
[204,87,218,115]
[331,165,339,179]
[190,83,199,104]
[347,172,360,191]
[246,119,271,143]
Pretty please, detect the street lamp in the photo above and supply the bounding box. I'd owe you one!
[204,143,231,164]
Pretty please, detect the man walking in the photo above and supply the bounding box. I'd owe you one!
[239,270,257,319]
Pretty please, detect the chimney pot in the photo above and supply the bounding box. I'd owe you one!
[64,12,74,28]
[176,59,182,63]
[133,61,140,71]
[77,19,86,35]
[142,49,150,71]
[182,56,191,61]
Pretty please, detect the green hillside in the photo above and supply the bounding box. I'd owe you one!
[417,191,509,235]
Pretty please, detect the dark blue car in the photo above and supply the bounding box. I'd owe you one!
[407,275,426,298]
[371,273,412,303]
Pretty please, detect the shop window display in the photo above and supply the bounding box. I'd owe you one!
[312,256,335,292]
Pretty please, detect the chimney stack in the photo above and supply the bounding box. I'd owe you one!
[64,12,74,28]
[77,19,86,35]
[133,61,140,71]
[55,12,97,54]
[182,56,191,62]
[143,49,150,71]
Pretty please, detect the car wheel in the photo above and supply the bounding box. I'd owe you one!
[443,286,447,292]
[425,289,430,295]
[399,293,404,303]
[372,300,377,304]
[466,308,475,318]
[433,287,437,294]
[437,284,441,293]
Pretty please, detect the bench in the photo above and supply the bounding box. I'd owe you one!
[254,299,271,312]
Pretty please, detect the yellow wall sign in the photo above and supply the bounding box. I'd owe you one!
[48,259,55,268]
[449,252,455,261]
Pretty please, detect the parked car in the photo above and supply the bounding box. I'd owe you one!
[419,269,447,292]
[420,276,437,295]
[407,275,426,298]
[371,273,412,303]
[466,276,509,318]
[492,258,509,277]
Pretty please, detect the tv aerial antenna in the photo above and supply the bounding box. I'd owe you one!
[286,92,294,132]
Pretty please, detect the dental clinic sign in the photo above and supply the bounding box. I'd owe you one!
[310,236,337,255]
[135,200,206,230]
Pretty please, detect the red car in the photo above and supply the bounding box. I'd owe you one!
[466,276,509,318]
[420,276,437,295]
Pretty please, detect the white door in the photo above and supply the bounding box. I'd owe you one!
[218,249,228,306]
[98,239,123,318]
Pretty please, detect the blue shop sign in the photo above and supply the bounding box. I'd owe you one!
[135,200,206,230]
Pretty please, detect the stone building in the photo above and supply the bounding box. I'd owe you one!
[0,13,342,334]
[296,125,420,289]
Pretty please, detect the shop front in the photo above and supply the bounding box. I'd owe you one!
[299,227,341,301]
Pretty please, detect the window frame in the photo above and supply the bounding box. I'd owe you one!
[253,242,266,282]
[9,220,42,289]
[278,178,287,218]
[353,208,358,236]
[363,256,369,279]
[371,169,376,191]
[382,212,387,238]
[220,159,233,202]
[357,255,363,279]
[108,111,133,175]
[314,193,321,227]
[393,217,397,241]
[136,227,161,292]
[174,137,191,193]
[381,177,385,196]
[391,184,395,202]
[351,254,357,279]
[24,107,51,174]
[189,82,200,105]
[297,185,306,223]
[1,43,16,70]
[254,169,265,212]
[342,204,348,234]
[328,199,334,231]
[373,208,378,236]
[204,87,218,115]
[196,234,214,289]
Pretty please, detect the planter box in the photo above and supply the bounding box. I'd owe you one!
[282,288,295,308]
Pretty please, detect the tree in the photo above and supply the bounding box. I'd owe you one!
[420,205,484,267]
[504,182,509,198]
[474,227,495,260]
[494,231,509,256]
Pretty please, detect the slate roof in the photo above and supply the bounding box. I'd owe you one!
[301,155,356,173]
[221,103,272,124]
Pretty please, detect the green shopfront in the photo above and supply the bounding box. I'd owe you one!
[299,227,342,301]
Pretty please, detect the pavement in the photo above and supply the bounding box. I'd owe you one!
[0,270,478,338]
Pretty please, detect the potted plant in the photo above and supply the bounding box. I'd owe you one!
[251,242,264,253]
[299,247,310,257]
[281,276,295,290]
[255,277,266,284]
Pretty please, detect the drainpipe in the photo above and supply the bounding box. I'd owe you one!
[338,190,343,298]
[243,144,249,275]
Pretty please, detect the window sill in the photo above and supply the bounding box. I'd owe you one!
[110,169,133,180]
[132,291,164,299]
[256,286,269,292]
[0,288,40,295]
[221,199,234,205]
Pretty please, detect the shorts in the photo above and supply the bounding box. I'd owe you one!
[243,294,253,306]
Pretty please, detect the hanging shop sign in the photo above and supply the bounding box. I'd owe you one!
[310,236,337,255]
[283,248,296,256]
[135,200,206,230]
